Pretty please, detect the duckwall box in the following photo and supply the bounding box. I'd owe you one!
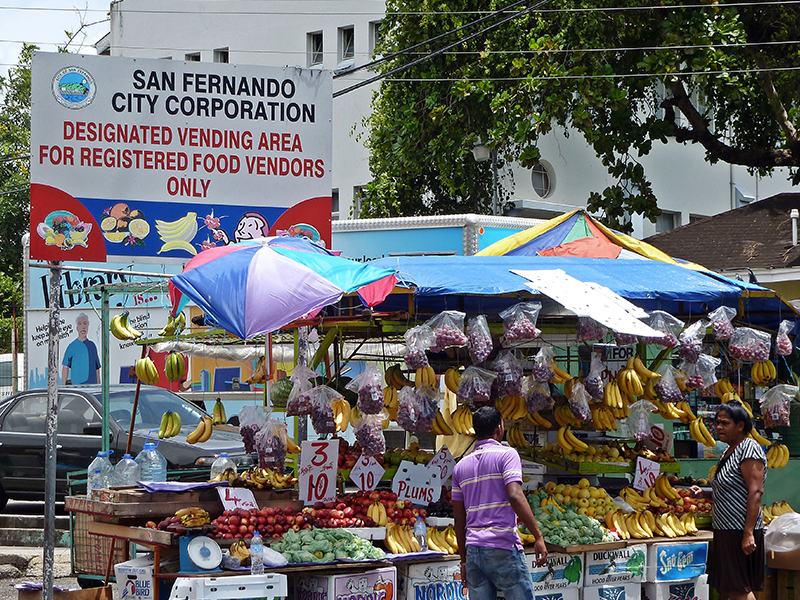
[526,552,585,591]
[584,544,647,587]
[581,582,641,600]
[642,574,709,600]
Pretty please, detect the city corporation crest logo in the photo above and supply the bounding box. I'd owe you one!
[51,66,96,109]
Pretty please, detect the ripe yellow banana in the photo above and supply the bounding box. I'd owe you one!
[187,419,206,444]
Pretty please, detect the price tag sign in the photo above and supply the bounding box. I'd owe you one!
[633,456,660,491]
[427,446,456,484]
[299,440,339,506]
[392,461,440,506]
[650,424,674,452]
[350,456,385,492]
[217,486,258,511]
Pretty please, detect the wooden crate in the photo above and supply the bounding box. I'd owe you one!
[71,513,127,576]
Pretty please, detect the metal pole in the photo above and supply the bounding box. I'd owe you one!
[11,305,18,393]
[101,287,110,452]
[491,148,499,216]
[43,261,62,600]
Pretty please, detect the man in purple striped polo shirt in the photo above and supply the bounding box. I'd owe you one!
[452,406,546,600]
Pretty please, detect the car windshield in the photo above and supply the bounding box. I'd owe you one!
[108,388,207,431]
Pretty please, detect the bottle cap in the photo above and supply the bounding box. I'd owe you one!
[122,454,133,459]
[219,453,228,458]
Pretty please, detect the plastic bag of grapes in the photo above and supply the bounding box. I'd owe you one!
[644,310,684,348]
[500,301,542,345]
[525,377,553,413]
[467,315,493,364]
[491,350,525,397]
[777,320,794,357]
[629,400,657,441]
[286,365,317,416]
[576,317,606,344]
[353,412,387,457]
[760,384,797,428]
[308,385,342,434]
[412,386,439,433]
[677,319,709,364]
[426,310,468,352]
[346,363,385,414]
[404,325,433,369]
[708,306,736,341]
[568,382,592,422]
[679,353,720,390]
[531,346,556,383]
[457,366,498,406]
[255,418,287,470]
[654,364,684,403]
[585,353,605,401]
[729,327,771,362]
[239,405,270,454]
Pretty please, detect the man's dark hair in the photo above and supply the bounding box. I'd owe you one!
[473,406,502,439]
[715,401,753,434]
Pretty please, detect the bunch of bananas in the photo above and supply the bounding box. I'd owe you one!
[165,352,186,382]
[384,523,421,553]
[766,443,790,468]
[552,363,572,384]
[607,509,696,539]
[415,366,437,388]
[333,399,351,432]
[496,395,527,420]
[228,467,296,490]
[212,399,227,425]
[674,369,689,393]
[110,312,142,341]
[383,386,399,420]
[603,380,624,409]
[426,526,458,554]
[278,427,302,454]
[763,501,795,524]
[620,486,668,510]
[432,410,454,435]
[366,502,388,526]
[158,312,186,337]
[617,357,645,396]
[538,495,565,512]
[689,418,716,447]
[750,428,771,446]
[158,410,182,439]
[135,357,159,385]
[229,540,250,565]
[752,360,777,386]
[186,416,213,444]
[553,404,582,428]
[450,405,475,435]
[589,403,618,431]
[675,401,697,424]
[506,424,528,449]
[246,356,267,385]
[444,368,460,394]
[651,400,685,421]
[557,426,588,452]
[175,507,210,529]
[209,467,238,483]
[635,356,661,379]
[655,474,681,501]
[385,364,412,389]
[526,411,552,428]
[714,378,735,399]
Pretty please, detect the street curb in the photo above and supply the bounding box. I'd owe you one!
[0,529,70,548]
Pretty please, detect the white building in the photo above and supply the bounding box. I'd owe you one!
[100,0,798,238]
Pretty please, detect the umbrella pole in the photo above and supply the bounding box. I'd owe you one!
[126,344,148,455]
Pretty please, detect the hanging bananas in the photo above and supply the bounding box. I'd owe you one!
[212,399,227,425]
[506,424,528,449]
[432,410,454,435]
[444,368,460,394]
[165,352,187,382]
[450,405,475,436]
[158,312,187,337]
[110,312,142,341]
[603,381,624,409]
[752,361,777,386]
[415,366,437,388]
[551,363,572,385]
[384,364,412,389]
[526,411,553,429]
[688,418,716,447]
[766,443,790,469]
[617,357,644,396]
[159,410,183,439]
[186,416,213,444]
[134,357,159,385]
[333,399,351,432]
[383,386,399,421]
[495,395,527,421]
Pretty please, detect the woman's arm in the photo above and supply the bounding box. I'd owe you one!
[740,457,765,555]
[689,485,712,500]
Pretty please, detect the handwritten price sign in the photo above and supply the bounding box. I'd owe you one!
[392,461,441,506]
[217,486,258,511]
[299,440,339,506]
[350,456,385,492]
[633,456,660,491]
[427,446,456,484]
[650,424,674,452]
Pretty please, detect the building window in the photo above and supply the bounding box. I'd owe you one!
[339,26,355,62]
[530,163,553,198]
[214,48,229,63]
[331,189,340,221]
[369,21,383,56]
[185,53,201,62]
[308,32,323,66]
[655,211,680,233]
[352,186,363,219]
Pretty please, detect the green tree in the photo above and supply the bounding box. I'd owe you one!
[360,0,800,230]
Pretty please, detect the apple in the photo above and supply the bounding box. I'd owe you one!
[240,517,249,527]
[325,502,336,509]
[295,515,305,527]
[238,525,248,535]
[292,525,300,532]
[395,500,405,510]
[234,533,243,539]
[247,525,256,533]
[223,533,233,539]
[265,525,275,534]
[403,509,414,519]
[388,492,398,502]
[303,523,313,530]
[284,507,294,516]
[274,524,284,534]
[419,509,427,518]
[267,516,276,525]
[314,502,325,510]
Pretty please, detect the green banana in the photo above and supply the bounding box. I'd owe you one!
[158,315,176,337]
[158,411,171,439]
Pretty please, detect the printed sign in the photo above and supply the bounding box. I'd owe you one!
[217,486,258,511]
[350,455,385,493]
[299,440,338,505]
[527,552,584,591]
[584,544,647,586]
[30,52,333,263]
[391,461,441,506]
[633,457,660,491]
[426,446,456,484]
[649,424,674,452]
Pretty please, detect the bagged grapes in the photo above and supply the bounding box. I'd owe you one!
[644,310,684,348]
[585,353,605,401]
[679,353,720,390]
[353,412,387,457]
[654,365,684,403]
[729,327,771,362]
[404,325,433,369]
[457,366,498,406]
[760,384,797,428]
[568,382,592,422]
[629,400,657,441]
[576,317,606,343]
[678,319,709,364]
[308,385,342,434]
[412,386,439,433]
[777,320,794,357]
[255,418,287,470]
[613,331,638,346]
[285,365,317,417]
[396,386,418,432]
[426,310,468,352]
[467,315,493,364]
[500,301,542,344]
[525,378,553,413]
[239,405,270,454]
[491,350,525,397]
[531,346,556,383]
[345,363,385,414]
[708,306,736,340]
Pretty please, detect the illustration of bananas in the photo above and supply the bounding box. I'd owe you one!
[156,212,198,255]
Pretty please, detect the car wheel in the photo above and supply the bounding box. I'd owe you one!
[0,485,7,512]
[77,577,104,589]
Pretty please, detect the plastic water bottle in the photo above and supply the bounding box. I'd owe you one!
[414,516,428,551]
[135,442,167,482]
[210,453,237,479]
[87,450,114,496]
[88,469,104,499]
[249,532,264,574]
[113,454,141,487]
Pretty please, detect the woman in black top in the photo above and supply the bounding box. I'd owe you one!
[691,402,767,600]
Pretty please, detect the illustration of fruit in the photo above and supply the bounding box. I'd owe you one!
[37,211,92,250]
[128,219,150,239]
[156,213,199,255]
[102,204,149,246]
[101,217,117,231]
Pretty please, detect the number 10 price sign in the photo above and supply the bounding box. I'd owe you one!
[299,440,339,506]
[349,455,385,492]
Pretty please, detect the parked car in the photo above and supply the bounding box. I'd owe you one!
[0,385,255,509]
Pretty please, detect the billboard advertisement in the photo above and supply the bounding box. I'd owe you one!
[29,52,333,263]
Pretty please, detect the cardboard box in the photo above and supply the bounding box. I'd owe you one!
[527,552,584,591]
[114,556,177,600]
[537,588,579,600]
[582,582,641,600]
[291,566,397,600]
[645,542,708,582]
[642,574,709,600]
[767,548,800,570]
[584,544,647,587]
[396,560,462,600]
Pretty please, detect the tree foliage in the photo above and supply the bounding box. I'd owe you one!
[360,0,800,230]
